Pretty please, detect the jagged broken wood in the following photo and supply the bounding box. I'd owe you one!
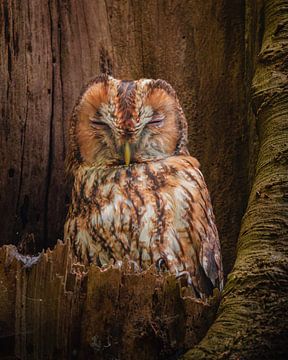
[0,241,220,360]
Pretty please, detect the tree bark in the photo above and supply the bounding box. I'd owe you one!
[183,0,288,358]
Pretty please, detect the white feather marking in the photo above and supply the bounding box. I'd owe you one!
[76,229,93,250]
[139,204,155,246]
[101,204,114,224]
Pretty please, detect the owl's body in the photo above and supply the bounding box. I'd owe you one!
[65,75,223,297]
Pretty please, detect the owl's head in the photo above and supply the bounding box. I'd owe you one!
[67,74,189,173]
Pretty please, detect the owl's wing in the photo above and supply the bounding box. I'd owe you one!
[171,156,223,296]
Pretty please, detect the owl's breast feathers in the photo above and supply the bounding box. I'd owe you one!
[64,155,223,297]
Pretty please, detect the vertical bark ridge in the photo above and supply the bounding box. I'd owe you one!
[183,1,288,358]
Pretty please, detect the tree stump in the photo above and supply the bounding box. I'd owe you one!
[0,241,220,359]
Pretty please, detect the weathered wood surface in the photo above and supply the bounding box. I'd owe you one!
[183,0,288,358]
[0,0,249,275]
[0,242,219,360]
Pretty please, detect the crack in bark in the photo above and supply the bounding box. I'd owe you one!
[57,0,66,162]
[104,0,115,74]
[43,1,55,247]
[16,2,29,220]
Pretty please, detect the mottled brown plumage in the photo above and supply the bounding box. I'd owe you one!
[65,74,223,298]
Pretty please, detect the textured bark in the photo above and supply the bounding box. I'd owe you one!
[0,243,219,359]
[183,0,288,358]
[0,0,247,275]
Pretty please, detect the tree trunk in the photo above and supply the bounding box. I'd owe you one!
[183,0,288,358]
[0,241,220,359]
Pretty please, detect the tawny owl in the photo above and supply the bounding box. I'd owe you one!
[64,74,223,298]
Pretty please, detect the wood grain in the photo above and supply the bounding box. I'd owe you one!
[0,242,220,359]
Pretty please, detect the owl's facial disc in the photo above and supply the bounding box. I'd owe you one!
[72,76,188,170]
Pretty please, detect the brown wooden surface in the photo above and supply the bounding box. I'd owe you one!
[183,0,288,358]
[1,0,248,275]
[0,242,219,360]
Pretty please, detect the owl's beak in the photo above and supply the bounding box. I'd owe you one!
[124,141,131,166]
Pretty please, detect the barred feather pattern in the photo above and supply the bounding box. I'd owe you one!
[64,75,223,297]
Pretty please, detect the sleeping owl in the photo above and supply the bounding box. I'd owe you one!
[64,74,223,298]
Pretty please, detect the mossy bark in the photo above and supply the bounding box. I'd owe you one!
[183,1,288,358]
